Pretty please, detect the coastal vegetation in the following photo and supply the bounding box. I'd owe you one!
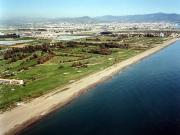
[0,35,168,111]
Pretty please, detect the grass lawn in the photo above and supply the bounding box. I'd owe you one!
[0,36,167,111]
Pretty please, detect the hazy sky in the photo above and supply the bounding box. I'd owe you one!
[0,0,180,18]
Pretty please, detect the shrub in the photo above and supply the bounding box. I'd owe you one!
[58,64,64,69]
[71,61,88,68]
[90,48,112,55]
[66,41,77,48]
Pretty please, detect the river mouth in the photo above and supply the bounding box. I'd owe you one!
[0,40,33,46]
[19,41,180,135]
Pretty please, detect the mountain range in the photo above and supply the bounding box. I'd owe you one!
[1,13,180,26]
[95,13,180,23]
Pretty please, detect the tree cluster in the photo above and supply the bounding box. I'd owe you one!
[4,44,51,60]
[0,33,20,38]
[71,61,88,68]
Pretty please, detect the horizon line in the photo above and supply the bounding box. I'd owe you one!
[1,12,180,19]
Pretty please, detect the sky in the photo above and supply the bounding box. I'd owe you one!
[0,0,180,18]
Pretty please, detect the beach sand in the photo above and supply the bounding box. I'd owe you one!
[0,38,178,135]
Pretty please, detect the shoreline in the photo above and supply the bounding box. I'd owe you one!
[0,38,179,135]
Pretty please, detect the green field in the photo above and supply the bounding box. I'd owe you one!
[0,35,167,111]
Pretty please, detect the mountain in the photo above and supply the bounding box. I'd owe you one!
[95,13,180,23]
[53,16,96,23]
[0,16,96,26]
[0,13,180,26]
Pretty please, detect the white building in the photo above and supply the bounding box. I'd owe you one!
[160,32,165,37]
[0,79,24,85]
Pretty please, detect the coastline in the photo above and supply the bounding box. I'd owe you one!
[0,38,178,135]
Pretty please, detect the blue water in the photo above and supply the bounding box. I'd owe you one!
[19,41,180,135]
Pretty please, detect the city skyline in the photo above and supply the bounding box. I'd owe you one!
[0,0,180,18]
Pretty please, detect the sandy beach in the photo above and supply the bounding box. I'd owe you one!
[0,38,178,135]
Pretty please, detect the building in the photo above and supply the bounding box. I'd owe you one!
[0,79,24,85]
[160,32,165,37]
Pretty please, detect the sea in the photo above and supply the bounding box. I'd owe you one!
[19,41,180,135]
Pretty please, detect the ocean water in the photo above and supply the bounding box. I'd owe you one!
[19,41,180,135]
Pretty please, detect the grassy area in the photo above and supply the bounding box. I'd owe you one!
[0,36,167,111]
